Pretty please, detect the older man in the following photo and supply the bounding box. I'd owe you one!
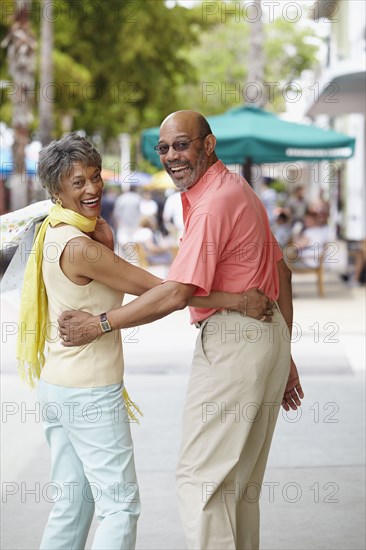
[59,111,303,550]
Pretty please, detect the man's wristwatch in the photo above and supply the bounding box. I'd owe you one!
[99,312,112,333]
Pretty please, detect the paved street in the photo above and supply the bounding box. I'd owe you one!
[1,270,365,550]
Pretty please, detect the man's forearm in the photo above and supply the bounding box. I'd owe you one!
[276,259,293,334]
[276,259,304,410]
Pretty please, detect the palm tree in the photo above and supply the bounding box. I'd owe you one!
[1,0,36,210]
[246,0,265,107]
[39,0,54,146]
[244,0,265,186]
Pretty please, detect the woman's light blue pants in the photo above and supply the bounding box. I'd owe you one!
[38,379,140,550]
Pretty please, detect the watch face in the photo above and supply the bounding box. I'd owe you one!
[100,318,112,332]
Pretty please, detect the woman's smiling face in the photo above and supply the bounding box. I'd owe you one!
[55,162,104,217]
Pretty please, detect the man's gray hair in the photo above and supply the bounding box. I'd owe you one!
[38,133,102,201]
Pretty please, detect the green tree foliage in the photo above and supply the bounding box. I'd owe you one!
[178,0,320,114]
[1,0,201,138]
[0,0,321,141]
[51,0,204,137]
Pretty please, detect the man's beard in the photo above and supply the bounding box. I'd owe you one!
[165,150,208,192]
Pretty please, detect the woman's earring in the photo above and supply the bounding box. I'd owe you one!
[56,197,63,206]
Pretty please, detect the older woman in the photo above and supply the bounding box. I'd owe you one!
[16,133,271,550]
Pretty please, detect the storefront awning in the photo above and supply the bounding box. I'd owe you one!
[306,68,366,117]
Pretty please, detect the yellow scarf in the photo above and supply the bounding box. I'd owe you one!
[16,202,142,422]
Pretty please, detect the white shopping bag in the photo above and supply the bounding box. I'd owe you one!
[0,200,52,293]
[0,200,52,251]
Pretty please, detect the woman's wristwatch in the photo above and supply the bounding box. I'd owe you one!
[99,312,112,333]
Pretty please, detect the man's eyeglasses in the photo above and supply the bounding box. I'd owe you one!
[154,135,208,156]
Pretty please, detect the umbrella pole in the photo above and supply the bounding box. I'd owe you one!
[243,157,253,187]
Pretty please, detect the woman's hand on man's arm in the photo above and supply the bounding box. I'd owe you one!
[189,288,274,322]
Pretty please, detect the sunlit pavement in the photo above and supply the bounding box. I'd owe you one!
[1,270,365,549]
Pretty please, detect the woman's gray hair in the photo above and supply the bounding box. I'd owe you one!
[38,133,102,201]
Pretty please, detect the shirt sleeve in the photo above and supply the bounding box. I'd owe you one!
[165,212,229,296]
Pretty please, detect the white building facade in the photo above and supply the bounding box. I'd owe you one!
[305,0,365,241]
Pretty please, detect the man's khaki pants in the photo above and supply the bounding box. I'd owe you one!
[176,308,290,550]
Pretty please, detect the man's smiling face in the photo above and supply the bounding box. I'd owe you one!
[158,114,211,192]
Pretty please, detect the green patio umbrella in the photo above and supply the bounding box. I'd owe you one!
[141,105,355,169]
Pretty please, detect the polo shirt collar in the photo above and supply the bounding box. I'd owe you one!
[183,160,226,207]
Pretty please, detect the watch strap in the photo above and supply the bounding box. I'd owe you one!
[99,312,112,333]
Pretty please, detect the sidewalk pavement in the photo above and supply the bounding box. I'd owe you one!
[1,271,365,550]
